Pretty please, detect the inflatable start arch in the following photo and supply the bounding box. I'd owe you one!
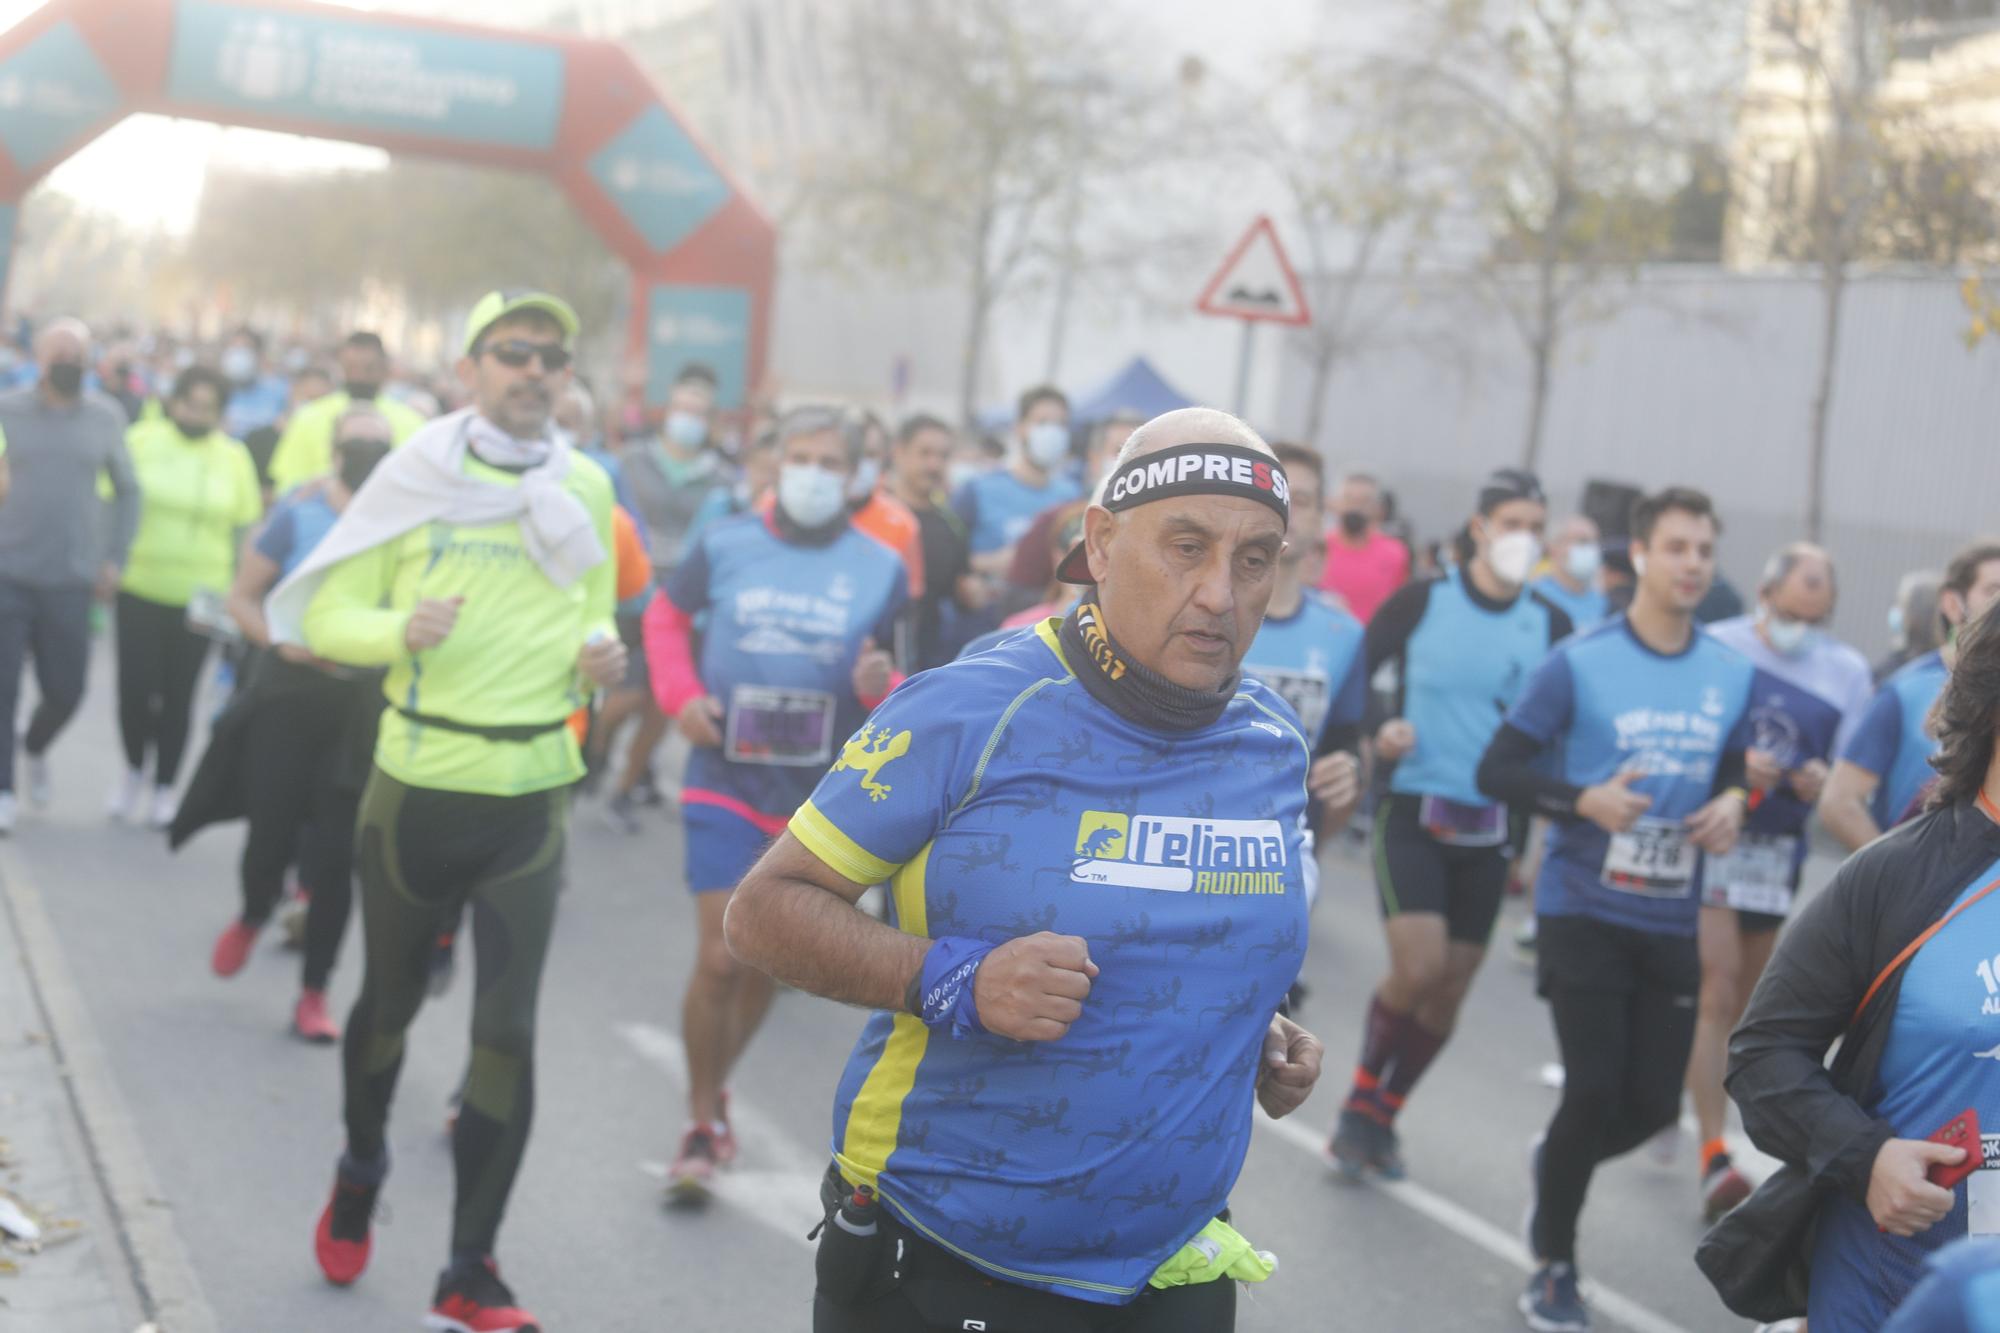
[0,0,777,410]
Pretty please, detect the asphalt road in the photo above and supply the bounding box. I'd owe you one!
[7,656,1791,1332]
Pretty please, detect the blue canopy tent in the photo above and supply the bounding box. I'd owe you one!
[974,356,1195,432]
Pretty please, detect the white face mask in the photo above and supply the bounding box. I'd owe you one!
[1024,421,1070,469]
[1761,608,1811,656]
[848,458,882,501]
[664,411,707,450]
[1565,543,1601,583]
[1632,553,1648,578]
[221,346,258,382]
[946,461,982,493]
[1486,530,1542,587]
[1887,604,1906,642]
[777,463,847,529]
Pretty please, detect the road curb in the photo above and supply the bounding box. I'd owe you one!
[0,841,220,1333]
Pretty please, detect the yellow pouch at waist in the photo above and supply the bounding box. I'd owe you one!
[1146,1217,1278,1290]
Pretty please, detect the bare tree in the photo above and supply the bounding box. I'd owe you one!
[1384,0,1741,471]
[799,0,1156,426]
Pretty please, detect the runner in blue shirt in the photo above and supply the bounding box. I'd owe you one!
[645,405,911,1199]
[1478,487,1758,1333]
[726,409,1324,1332]
[952,385,1080,600]
[1822,540,2000,853]
[1328,468,1572,1185]
[1683,544,1873,1222]
[1532,513,1607,629]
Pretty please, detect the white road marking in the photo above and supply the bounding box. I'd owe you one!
[1254,1110,1696,1333]
[616,1021,822,1249]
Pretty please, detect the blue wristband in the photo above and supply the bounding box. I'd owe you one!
[914,937,995,1037]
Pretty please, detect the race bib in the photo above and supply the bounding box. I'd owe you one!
[1601,817,1695,898]
[1702,832,1800,916]
[724,685,835,767]
[1419,795,1508,849]
[1971,1163,2000,1237]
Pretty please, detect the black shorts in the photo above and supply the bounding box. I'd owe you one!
[615,613,651,693]
[1534,912,1700,1002]
[1370,793,1510,945]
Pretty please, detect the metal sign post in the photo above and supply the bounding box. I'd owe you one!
[1195,215,1312,419]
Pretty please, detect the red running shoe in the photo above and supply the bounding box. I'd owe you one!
[425,1257,540,1333]
[664,1125,718,1204]
[210,920,259,978]
[293,990,339,1044]
[313,1157,383,1286]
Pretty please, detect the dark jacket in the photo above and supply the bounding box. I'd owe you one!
[1705,800,2000,1314]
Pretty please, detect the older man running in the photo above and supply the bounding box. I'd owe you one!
[728,407,1325,1332]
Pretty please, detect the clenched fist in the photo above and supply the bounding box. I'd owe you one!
[578,635,628,689]
[974,932,1099,1043]
[404,596,464,653]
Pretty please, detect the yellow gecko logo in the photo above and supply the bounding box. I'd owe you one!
[834,724,912,802]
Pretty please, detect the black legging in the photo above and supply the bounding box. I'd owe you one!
[114,591,210,785]
[343,768,567,1261]
[1532,915,1700,1264]
[237,657,379,992]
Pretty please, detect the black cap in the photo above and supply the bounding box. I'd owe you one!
[1477,468,1546,515]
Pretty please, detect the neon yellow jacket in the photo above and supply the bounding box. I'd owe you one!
[302,452,617,797]
[267,391,426,493]
[120,419,262,606]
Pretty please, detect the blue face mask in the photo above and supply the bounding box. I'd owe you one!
[664,411,707,450]
[1024,421,1070,469]
[777,464,846,529]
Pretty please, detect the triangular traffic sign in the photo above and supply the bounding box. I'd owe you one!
[1196,216,1312,326]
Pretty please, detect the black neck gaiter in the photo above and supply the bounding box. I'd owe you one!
[1058,594,1235,733]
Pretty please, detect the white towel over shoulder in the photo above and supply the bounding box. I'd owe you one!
[265,408,605,648]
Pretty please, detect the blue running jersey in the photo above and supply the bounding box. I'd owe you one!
[791,621,1311,1304]
[665,512,908,819]
[1386,571,1567,806]
[1531,573,1606,630]
[1243,590,1367,751]
[1878,1237,2000,1333]
[953,470,1081,555]
[1506,616,1756,935]
[255,488,340,579]
[1707,616,1873,840]
[1842,650,1950,828]
[1809,858,2000,1332]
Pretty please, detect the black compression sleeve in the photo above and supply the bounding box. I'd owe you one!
[1362,580,1431,676]
[1476,723,1585,819]
[1712,746,1748,797]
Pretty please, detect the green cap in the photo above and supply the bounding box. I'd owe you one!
[462,289,580,355]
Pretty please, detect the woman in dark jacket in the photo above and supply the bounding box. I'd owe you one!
[1723,606,2000,1329]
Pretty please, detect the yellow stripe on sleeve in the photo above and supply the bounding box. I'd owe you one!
[835,842,934,1189]
[790,799,900,886]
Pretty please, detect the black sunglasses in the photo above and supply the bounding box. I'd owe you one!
[484,339,571,372]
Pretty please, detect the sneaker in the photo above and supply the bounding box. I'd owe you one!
[211,920,259,978]
[0,791,14,837]
[1520,1261,1589,1332]
[313,1154,386,1286]
[427,934,457,998]
[293,990,340,1044]
[24,751,50,810]
[665,1125,719,1204]
[149,785,177,829]
[1701,1152,1752,1222]
[1324,1108,1376,1184]
[1369,1120,1408,1181]
[601,790,642,835]
[426,1256,539,1333]
[632,774,665,808]
[108,767,145,822]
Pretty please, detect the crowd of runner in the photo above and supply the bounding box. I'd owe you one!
[0,297,1994,1333]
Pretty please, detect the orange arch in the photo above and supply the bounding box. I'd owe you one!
[0,0,776,410]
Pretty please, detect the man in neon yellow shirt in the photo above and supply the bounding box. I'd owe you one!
[113,366,261,827]
[265,331,426,493]
[271,291,624,1333]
